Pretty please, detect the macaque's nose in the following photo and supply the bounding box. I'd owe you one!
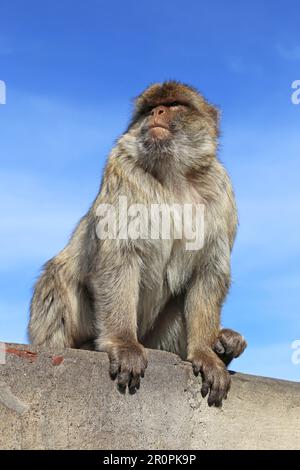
[151,105,167,118]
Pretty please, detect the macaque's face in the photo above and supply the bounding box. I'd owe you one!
[127,81,219,164]
[142,101,193,141]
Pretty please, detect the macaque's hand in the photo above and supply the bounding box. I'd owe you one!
[108,340,148,394]
[214,328,247,366]
[190,349,231,407]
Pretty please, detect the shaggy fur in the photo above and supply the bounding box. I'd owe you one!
[29,81,246,406]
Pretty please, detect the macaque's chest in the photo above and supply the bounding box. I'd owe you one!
[137,234,201,338]
[137,186,205,286]
[137,188,207,335]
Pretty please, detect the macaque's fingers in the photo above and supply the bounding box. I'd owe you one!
[109,360,120,379]
[108,340,148,393]
[213,328,247,366]
[128,373,141,394]
[191,350,231,407]
[200,372,213,399]
[117,370,131,391]
[207,367,231,407]
[213,339,225,355]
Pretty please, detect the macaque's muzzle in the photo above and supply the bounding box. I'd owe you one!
[148,105,173,140]
[148,125,171,140]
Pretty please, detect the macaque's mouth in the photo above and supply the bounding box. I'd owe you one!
[148,126,171,140]
[148,124,171,140]
[149,124,170,131]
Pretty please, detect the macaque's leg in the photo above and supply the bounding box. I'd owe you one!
[29,260,82,349]
[143,298,246,368]
[142,296,187,358]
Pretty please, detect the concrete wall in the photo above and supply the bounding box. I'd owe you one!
[0,343,299,449]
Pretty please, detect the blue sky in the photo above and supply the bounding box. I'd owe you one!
[0,0,299,380]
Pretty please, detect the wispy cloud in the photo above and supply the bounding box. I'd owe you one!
[220,120,300,353]
[277,44,300,61]
[0,35,13,55]
[222,122,300,269]
[0,90,126,269]
[0,300,29,343]
[0,91,125,168]
[0,175,82,268]
[1,87,300,381]
[234,342,300,382]
[226,56,263,75]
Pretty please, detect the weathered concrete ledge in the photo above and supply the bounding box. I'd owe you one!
[0,343,299,449]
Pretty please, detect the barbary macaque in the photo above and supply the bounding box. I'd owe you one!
[29,81,247,407]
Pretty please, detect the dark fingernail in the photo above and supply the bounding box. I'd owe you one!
[214,344,225,355]
[117,384,126,395]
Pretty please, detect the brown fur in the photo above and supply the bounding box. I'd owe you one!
[29,81,247,406]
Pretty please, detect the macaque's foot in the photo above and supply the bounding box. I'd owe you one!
[189,350,231,407]
[213,328,247,367]
[107,340,148,394]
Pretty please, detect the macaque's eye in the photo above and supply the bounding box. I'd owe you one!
[160,101,188,109]
[165,101,182,107]
[141,101,188,117]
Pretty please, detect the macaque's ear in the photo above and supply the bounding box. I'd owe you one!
[206,103,220,130]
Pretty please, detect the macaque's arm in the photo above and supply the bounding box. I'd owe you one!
[185,240,231,407]
[93,245,147,393]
